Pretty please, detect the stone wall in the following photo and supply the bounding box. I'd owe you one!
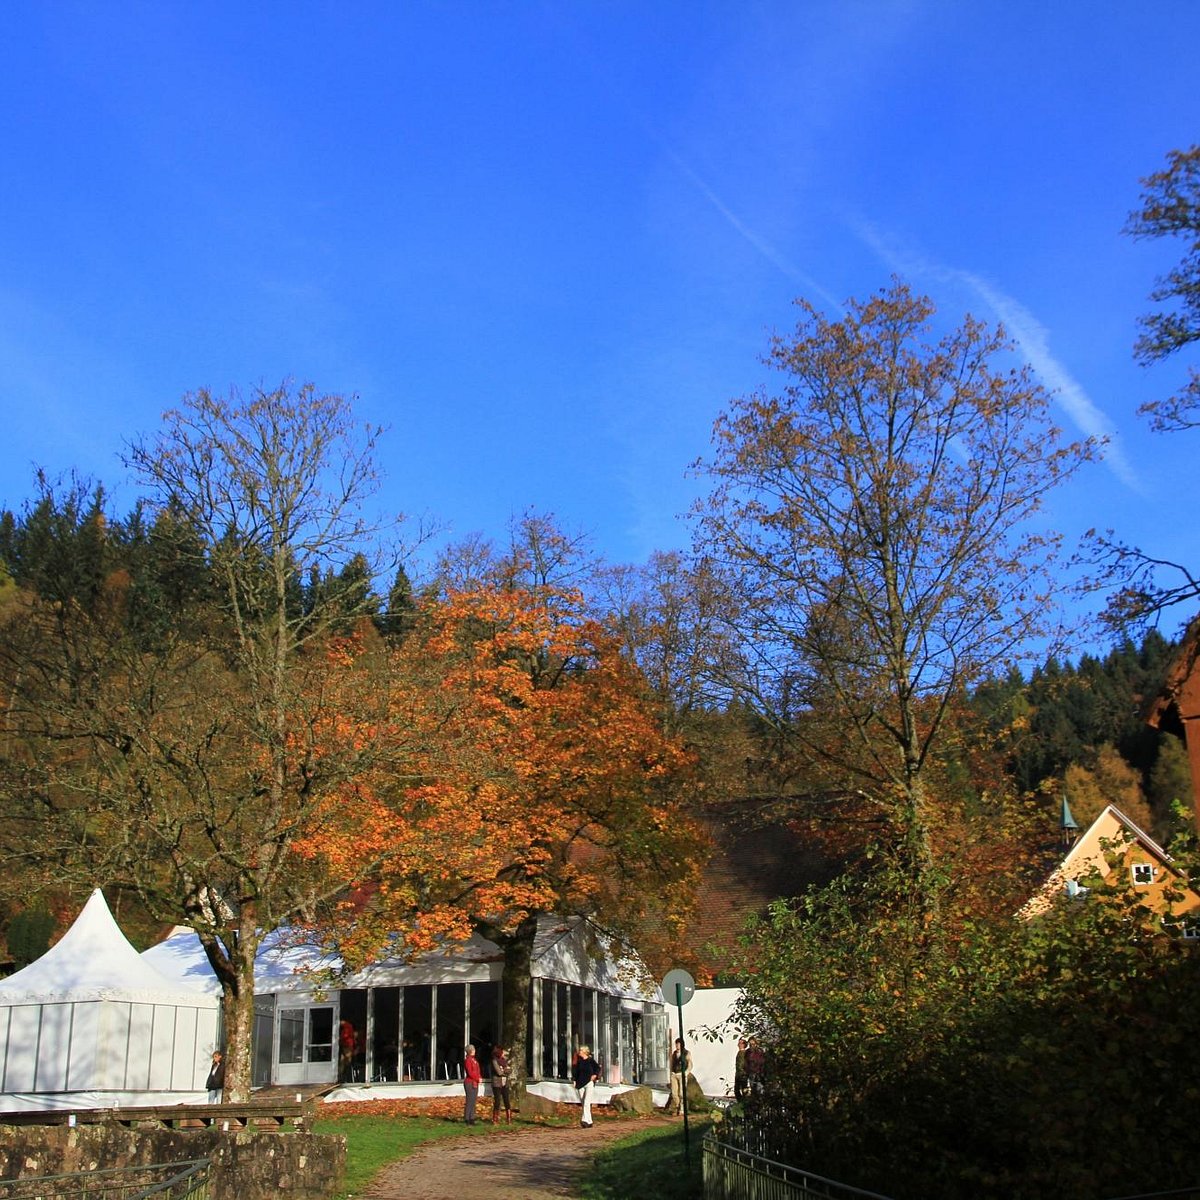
[0,1123,345,1200]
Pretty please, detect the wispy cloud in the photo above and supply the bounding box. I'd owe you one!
[854,221,1141,493]
[662,148,843,311]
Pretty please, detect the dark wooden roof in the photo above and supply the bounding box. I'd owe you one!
[1146,614,1200,734]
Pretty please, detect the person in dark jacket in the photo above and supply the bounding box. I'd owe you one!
[572,1045,602,1127]
[666,1038,693,1116]
[734,1038,749,1102]
[206,1050,225,1104]
[745,1036,766,1095]
[491,1045,512,1124]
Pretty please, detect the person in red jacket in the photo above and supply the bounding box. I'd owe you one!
[463,1044,482,1125]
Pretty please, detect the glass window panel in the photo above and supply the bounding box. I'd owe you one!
[583,989,595,1053]
[308,1006,334,1063]
[339,989,367,1081]
[436,983,465,1080]
[279,1008,305,1065]
[403,985,432,1081]
[372,988,399,1083]
[469,981,500,1071]
[541,980,554,1078]
[556,982,569,1078]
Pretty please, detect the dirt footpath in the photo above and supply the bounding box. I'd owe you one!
[359,1119,661,1200]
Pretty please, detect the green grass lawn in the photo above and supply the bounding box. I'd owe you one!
[578,1119,710,1200]
[311,1114,487,1199]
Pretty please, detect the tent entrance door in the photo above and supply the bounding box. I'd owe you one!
[275,1003,336,1086]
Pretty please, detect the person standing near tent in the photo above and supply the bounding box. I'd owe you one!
[206,1050,224,1104]
[573,1045,601,1127]
[490,1044,512,1124]
[667,1037,692,1116]
[463,1044,482,1125]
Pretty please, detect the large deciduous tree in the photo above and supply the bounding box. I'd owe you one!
[313,550,704,1090]
[0,383,405,1100]
[692,281,1094,885]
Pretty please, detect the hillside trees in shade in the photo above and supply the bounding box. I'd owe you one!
[0,384,418,1101]
[970,629,1182,841]
[692,281,1096,890]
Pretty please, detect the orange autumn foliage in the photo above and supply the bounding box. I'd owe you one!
[295,585,703,977]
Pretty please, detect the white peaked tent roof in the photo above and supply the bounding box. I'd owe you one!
[0,889,218,1007]
[144,924,340,995]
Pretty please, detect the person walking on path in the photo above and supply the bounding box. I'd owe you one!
[463,1044,482,1125]
[667,1038,692,1116]
[205,1050,224,1104]
[572,1045,601,1127]
[491,1044,513,1124]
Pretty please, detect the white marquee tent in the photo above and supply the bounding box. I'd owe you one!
[0,889,220,1111]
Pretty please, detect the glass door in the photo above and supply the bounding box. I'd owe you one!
[275,1003,337,1085]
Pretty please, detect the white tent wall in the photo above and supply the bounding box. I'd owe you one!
[0,891,221,1111]
[2,1006,40,1091]
[36,1004,75,1090]
[674,987,744,1100]
[0,999,218,1098]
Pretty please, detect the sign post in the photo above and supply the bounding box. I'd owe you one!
[661,968,696,1164]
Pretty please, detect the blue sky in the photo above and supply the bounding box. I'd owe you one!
[1,2,1198,642]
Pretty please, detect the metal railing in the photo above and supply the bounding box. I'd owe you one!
[1100,1191,1200,1200]
[703,1133,895,1200]
[0,1158,210,1200]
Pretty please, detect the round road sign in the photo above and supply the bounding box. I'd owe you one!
[661,968,696,1005]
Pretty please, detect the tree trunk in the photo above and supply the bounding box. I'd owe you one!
[495,914,538,1101]
[206,910,260,1104]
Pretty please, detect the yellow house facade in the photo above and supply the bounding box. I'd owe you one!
[1018,803,1200,934]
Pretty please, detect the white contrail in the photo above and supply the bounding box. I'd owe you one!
[956,270,1140,491]
[663,149,842,311]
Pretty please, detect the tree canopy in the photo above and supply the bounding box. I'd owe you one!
[0,384,409,1100]
[1083,146,1200,630]
[692,281,1095,881]
[1127,144,1200,432]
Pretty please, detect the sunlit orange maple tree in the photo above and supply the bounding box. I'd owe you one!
[298,581,704,1083]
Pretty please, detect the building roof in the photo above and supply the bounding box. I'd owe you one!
[0,889,218,1007]
[1018,803,1186,920]
[144,914,659,1001]
[1146,614,1200,733]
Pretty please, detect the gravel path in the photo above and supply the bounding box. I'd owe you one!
[358,1118,667,1200]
